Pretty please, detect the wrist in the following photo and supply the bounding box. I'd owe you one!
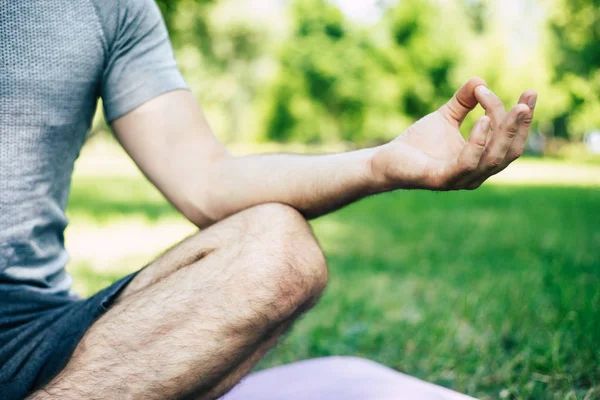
[365,144,395,194]
[369,142,439,192]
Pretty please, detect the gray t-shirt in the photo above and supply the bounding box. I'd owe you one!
[0,0,187,295]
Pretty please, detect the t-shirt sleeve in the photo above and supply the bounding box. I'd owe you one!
[99,0,188,122]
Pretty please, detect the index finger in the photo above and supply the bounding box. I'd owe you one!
[475,86,507,128]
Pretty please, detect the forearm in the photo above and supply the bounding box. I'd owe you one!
[115,81,536,229]
[186,147,383,227]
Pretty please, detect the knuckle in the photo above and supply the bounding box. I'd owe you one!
[462,158,479,173]
[502,123,519,138]
[521,116,533,126]
[428,173,445,189]
[472,137,487,147]
[464,164,477,174]
[508,148,524,160]
[482,147,504,168]
[486,155,504,168]
[433,173,453,191]
[441,102,460,122]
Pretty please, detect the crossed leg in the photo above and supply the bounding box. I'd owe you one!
[29,203,328,400]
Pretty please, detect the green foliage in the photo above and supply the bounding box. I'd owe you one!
[155,0,216,62]
[549,0,600,79]
[382,0,464,118]
[143,0,600,143]
[261,0,472,143]
[547,0,600,138]
[263,0,381,142]
[462,0,489,35]
[152,0,275,142]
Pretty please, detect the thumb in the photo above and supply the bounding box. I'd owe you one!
[440,77,487,127]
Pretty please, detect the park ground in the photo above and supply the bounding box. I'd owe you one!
[66,137,599,400]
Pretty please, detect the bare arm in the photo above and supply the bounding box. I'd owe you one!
[111,77,537,228]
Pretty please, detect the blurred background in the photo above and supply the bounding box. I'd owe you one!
[68,0,599,399]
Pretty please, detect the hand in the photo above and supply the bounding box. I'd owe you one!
[370,77,537,191]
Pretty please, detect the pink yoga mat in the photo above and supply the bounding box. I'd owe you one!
[222,357,477,400]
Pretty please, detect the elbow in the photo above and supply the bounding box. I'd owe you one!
[177,152,233,228]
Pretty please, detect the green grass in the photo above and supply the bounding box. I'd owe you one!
[67,177,600,399]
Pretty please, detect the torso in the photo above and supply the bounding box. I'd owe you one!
[0,0,105,294]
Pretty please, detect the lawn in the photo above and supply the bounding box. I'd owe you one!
[65,147,600,400]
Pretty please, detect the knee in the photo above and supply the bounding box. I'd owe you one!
[241,203,328,312]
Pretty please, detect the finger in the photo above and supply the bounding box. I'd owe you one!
[501,90,537,165]
[439,77,487,127]
[475,85,507,127]
[452,116,490,186]
[478,103,530,173]
[518,89,537,109]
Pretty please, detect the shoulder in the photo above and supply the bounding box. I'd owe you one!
[89,0,164,50]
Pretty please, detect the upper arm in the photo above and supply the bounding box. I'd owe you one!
[111,91,230,222]
[98,0,229,221]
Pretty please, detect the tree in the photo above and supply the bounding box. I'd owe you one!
[262,0,467,144]
[547,0,600,138]
[156,0,276,142]
[263,0,386,143]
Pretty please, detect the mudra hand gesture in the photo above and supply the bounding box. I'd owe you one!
[371,77,537,190]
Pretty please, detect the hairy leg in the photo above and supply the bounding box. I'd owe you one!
[199,288,321,400]
[29,204,327,400]
[198,312,290,400]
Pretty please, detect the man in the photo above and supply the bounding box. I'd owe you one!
[0,0,536,399]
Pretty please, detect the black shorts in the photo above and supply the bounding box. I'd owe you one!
[0,271,140,400]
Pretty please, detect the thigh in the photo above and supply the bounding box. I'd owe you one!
[0,273,137,400]
[31,204,326,400]
[116,201,319,301]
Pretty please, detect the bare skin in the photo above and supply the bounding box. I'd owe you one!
[110,78,536,226]
[29,78,537,399]
[29,204,326,400]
